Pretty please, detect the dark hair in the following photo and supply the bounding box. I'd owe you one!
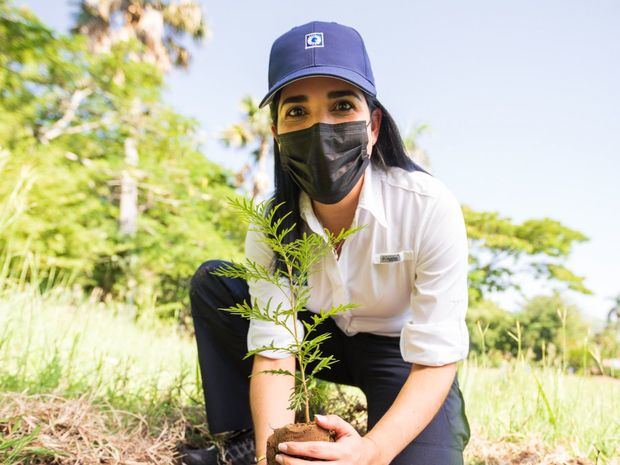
[267,89,429,277]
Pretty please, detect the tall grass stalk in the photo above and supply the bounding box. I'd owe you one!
[475,320,489,368]
[557,305,568,373]
[507,320,523,363]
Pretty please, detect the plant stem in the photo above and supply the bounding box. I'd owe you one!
[285,260,310,423]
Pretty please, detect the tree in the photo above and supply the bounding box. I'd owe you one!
[517,292,590,365]
[464,207,590,306]
[0,4,242,320]
[466,299,517,358]
[71,0,207,237]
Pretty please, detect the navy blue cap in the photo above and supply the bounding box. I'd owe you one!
[258,21,376,109]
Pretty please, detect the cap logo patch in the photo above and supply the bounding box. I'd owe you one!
[305,32,324,49]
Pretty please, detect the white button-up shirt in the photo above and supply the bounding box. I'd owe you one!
[245,161,469,366]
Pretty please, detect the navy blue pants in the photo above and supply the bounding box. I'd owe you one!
[189,259,470,465]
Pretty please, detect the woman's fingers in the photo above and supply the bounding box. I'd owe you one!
[277,440,341,461]
[314,413,358,438]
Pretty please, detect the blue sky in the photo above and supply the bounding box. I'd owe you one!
[23,0,619,322]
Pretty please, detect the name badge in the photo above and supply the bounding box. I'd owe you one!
[372,250,414,264]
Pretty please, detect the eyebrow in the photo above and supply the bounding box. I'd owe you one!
[280,89,363,108]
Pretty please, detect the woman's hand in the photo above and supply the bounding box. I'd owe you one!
[274,414,384,465]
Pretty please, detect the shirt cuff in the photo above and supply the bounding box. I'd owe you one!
[399,319,470,366]
[247,317,305,360]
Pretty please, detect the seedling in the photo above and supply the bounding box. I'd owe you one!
[212,196,364,463]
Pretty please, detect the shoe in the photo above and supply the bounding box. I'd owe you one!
[180,428,256,465]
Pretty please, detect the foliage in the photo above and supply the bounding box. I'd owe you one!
[464,206,590,306]
[466,292,616,376]
[0,3,242,321]
[466,299,517,361]
[211,196,364,422]
[517,292,589,363]
[592,326,620,367]
[72,0,207,72]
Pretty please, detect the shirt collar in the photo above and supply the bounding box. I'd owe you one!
[299,162,388,237]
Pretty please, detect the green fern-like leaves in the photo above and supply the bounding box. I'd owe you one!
[212,196,364,420]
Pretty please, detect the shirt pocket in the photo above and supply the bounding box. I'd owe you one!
[366,249,415,313]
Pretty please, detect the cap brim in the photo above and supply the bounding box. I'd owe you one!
[258,66,377,109]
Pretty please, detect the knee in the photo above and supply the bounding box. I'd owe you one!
[189,259,228,297]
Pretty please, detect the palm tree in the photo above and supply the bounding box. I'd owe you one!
[403,122,432,172]
[220,95,272,200]
[72,0,206,73]
[71,0,207,236]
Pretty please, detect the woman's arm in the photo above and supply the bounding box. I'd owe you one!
[364,362,457,465]
[251,354,297,460]
[275,362,458,465]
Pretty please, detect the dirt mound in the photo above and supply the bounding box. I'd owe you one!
[266,420,335,465]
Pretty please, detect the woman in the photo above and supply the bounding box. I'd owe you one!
[187,20,471,465]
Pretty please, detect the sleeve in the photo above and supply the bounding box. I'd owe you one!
[244,223,305,359]
[399,186,470,366]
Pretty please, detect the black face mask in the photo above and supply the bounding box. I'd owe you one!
[276,120,372,204]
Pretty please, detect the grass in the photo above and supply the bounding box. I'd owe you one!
[0,279,204,426]
[0,278,618,464]
[460,360,620,463]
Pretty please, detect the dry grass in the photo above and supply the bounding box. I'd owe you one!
[464,435,608,465]
[465,435,620,465]
[0,392,192,464]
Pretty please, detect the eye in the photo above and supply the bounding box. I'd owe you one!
[284,106,306,118]
[333,100,355,112]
